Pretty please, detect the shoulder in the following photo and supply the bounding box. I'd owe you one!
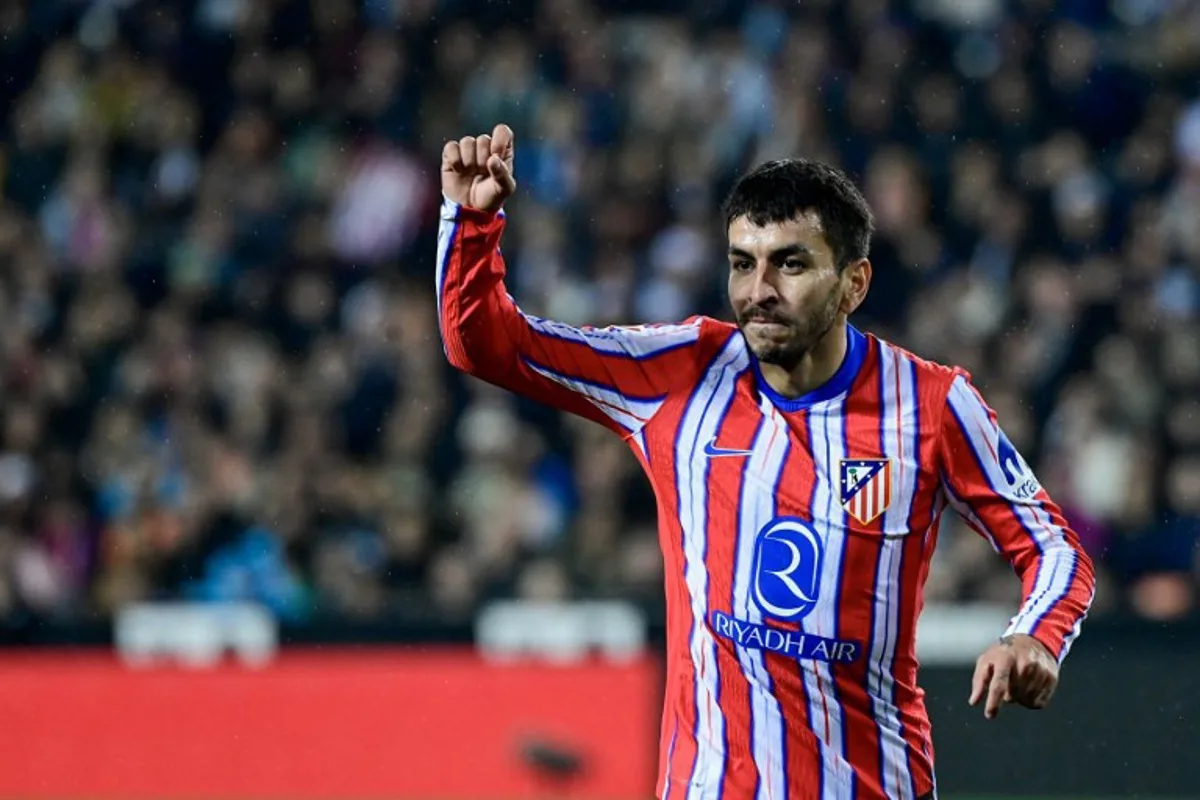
[691,315,739,342]
[866,332,970,408]
[536,316,710,357]
[624,316,748,392]
[682,315,742,359]
[594,316,743,382]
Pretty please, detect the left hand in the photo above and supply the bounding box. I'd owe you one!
[969,634,1059,719]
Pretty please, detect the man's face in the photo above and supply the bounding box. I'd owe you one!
[727,211,859,370]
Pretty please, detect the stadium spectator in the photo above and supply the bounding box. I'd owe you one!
[0,0,1196,629]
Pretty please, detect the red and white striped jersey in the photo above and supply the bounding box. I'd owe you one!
[437,199,1096,800]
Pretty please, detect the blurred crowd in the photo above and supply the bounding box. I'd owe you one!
[0,0,1197,632]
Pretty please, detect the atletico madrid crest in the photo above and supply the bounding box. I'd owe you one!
[840,459,893,525]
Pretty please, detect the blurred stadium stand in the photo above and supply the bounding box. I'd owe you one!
[0,0,1196,798]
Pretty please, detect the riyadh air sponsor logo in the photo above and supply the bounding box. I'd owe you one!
[712,517,862,663]
[710,610,861,664]
[751,517,822,620]
[997,429,1041,500]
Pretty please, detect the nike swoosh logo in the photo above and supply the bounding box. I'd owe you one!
[703,437,755,458]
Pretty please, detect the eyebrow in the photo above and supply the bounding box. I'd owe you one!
[727,244,814,260]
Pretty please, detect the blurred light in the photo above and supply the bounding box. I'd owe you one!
[1111,0,1172,26]
[954,33,1002,80]
[115,602,279,668]
[915,0,1004,29]
[1175,100,1200,167]
[476,600,647,664]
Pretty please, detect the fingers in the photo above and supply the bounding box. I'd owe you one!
[1013,666,1057,709]
[445,127,513,171]
[442,140,463,172]
[459,135,477,170]
[969,659,992,707]
[487,154,517,196]
[973,640,1057,718]
[476,134,492,169]
[985,666,1012,719]
[447,131,510,173]
[442,127,517,209]
[1033,679,1057,708]
[1010,642,1058,709]
[491,123,514,158]
[1025,675,1051,708]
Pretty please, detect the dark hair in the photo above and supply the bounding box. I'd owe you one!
[721,159,875,269]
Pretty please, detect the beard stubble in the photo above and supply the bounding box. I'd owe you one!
[738,283,842,371]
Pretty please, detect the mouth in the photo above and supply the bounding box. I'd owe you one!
[744,318,790,333]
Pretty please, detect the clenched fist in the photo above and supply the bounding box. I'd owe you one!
[441,123,517,214]
[969,634,1059,719]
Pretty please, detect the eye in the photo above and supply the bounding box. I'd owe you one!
[781,259,807,272]
[731,260,754,273]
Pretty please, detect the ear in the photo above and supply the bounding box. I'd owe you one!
[840,258,872,315]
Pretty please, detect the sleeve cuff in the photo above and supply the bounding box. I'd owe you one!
[440,195,506,224]
[1003,622,1066,664]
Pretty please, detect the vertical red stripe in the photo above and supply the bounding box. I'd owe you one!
[645,394,698,800]
[706,378,764,798]
[834,344,887,798]
[893,531,935,797]
[765,417,824,793]
[659,530,699,800]
[893,359,943,797]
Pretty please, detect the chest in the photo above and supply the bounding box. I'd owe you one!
[647,384,942,655]
[648,382,937,540]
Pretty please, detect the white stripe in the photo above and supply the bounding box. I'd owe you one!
[525,314,702,357]
[947,378,1078,636]
[631,429,649,461]
[922,504,945,798]
[525,360,667,433]
[871,344,919,800]
[663,725,678,800]
[798,409,830,770]
[678,335,749,800]
[435,198,461,340]
[806,403,852,800]
[927,490,948,550]
[948,381,1060,613]
[1003,545,1081,643]
[941,480,1000,552]
[732,398,790,800]
[1055,600,1091,663]
[946,378,1058,541]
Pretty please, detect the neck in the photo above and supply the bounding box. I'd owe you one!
[758,319,849,399]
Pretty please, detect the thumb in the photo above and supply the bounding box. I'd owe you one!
[488,154,516,196]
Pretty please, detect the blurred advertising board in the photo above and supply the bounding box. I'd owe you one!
[0,603,659,800]
[2,602,1195,798]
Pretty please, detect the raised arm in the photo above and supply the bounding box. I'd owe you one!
[437,125,706,440]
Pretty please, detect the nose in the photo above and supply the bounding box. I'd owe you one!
[748,266,779,307]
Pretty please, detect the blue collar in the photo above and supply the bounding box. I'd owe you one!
[751,325,867,412]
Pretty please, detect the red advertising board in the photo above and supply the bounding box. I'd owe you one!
[0,648,660,799]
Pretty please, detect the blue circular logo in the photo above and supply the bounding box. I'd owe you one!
[751,517,823,621]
